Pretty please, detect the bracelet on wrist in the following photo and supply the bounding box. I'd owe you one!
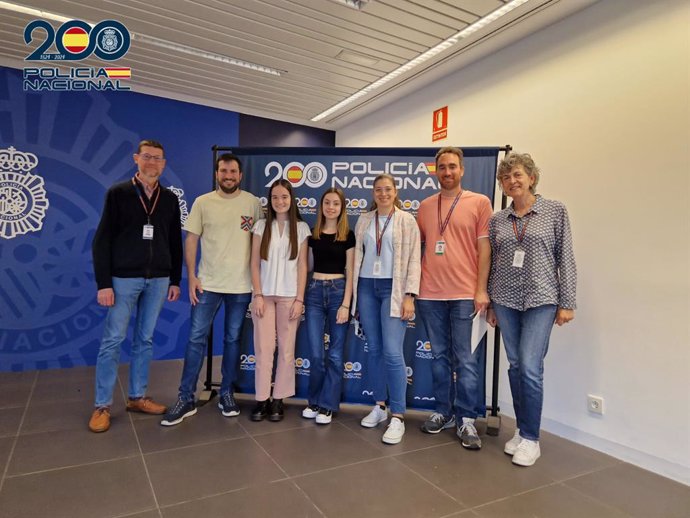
[340,305,350,310]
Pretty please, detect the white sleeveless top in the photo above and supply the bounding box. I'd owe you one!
[252,219,311,297]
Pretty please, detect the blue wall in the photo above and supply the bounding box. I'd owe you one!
[0,65,334,371]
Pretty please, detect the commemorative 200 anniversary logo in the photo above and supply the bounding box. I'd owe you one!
[23,18,132,91]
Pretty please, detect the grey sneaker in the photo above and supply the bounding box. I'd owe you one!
[420,412,456,434]
[218,393,240,417]
[160,398,197,426]
[457,417,482,450]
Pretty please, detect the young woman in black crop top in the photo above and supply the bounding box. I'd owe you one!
[302,188,355,424]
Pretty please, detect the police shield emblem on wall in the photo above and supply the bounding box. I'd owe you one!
[0,146,49,239]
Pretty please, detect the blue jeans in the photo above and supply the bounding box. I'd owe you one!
[95,277,169,407]
[493,303,557,441]
[305,278,349,411]
[417,299,484,420]
[357,277,408,415]
[178,291,251,402]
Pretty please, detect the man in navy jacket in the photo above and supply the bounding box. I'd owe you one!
[89,139,182,433]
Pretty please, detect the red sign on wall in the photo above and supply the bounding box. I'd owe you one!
[432,106,448,142]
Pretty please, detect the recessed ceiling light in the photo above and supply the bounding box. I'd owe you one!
[336,50,379,67]
[312,0,530,121]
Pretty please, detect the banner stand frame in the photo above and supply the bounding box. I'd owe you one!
[199,144,511,438]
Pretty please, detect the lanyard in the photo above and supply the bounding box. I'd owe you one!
[512,214,532,245]
[132,177,161,222]
[375,209,394,257]
[437,190,462,238]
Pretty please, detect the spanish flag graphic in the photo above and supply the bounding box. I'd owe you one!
[62,27,89,53]
[425,162,436,174]
[104,68,132,79]
[286,165,303,184]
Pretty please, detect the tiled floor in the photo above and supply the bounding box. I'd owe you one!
[1,360,688,518]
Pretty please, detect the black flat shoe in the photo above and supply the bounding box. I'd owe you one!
[251,400,269,421]
[269,398,284,422]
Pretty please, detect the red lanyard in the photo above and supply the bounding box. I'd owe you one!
[132,177,161,222]
[437,190,462,238]
[512,214,532,245]
[375,209,394,257]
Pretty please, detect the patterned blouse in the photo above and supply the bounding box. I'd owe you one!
[488,196,577,311]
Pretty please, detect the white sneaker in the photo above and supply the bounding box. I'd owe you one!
[315,409,332,424]
[302,405,319,419]
[382,417,405,444]
[512,439,540,466]
[504,428,522,455]
[360,405,388,428]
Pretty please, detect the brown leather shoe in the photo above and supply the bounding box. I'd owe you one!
[89,407,111,433]
[126,397,166,415]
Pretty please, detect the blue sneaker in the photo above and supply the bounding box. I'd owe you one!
[218,393,240,417]
[160,398,197,426]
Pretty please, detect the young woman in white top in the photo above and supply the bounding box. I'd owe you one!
[250,179,310,421]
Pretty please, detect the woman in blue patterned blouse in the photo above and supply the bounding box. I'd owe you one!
[486,153,577,467]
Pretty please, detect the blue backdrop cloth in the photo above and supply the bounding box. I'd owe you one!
[223,147,499,410]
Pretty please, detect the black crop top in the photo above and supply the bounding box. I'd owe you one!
[309,230,355,274]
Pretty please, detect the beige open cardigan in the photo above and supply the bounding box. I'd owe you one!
[351,208,421,318]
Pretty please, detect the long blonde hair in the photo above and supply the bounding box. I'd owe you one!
[313,188,350,241]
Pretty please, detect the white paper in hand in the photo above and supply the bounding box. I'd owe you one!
[471,310,488,353]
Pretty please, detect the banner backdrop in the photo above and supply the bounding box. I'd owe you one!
[225,147,500,410]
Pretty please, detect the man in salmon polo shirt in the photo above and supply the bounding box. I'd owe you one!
[416,146,492,450]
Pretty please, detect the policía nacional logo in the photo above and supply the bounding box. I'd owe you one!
[23,19,132,91]
[0,146,49,239]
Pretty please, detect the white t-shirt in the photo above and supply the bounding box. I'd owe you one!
[252,219,311,297]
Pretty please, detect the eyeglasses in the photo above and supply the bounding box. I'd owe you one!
[138,153,165,162]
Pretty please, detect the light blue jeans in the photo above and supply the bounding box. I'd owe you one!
[178,291,251,402]
[95,277,169,407]
[357,277,408,415]
[493,303,558,441]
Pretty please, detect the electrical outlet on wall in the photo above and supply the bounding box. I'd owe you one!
[587,394,605,415]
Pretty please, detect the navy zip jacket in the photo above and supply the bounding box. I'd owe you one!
[92,179,182,290]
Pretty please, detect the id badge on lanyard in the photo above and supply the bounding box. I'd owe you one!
[374,210,394,276]
[436,191,462,256]
[132,177,160,241]
[142,224,154,240]
[512,214,532,268]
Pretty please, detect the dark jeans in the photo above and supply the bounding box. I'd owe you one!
[417,299,484,420]
[178,291,251,402]
[305,278,349,411]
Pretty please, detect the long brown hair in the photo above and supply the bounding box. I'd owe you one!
[313,188,350,241]
[369,174,402,211]
[260,179,302,261]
